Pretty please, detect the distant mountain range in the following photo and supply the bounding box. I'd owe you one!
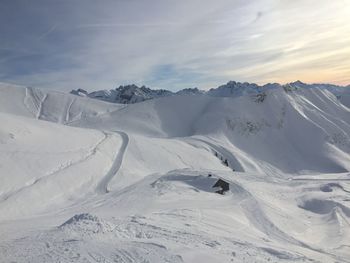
[71,84,203,104]
[70,81,350,104]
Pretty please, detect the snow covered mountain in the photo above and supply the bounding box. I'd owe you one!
[70,81,349,105]
[1,82,350,262]
[70,84,172,104]
[207,80,261,97]
[175,87,205,96]
[70,85,205,104]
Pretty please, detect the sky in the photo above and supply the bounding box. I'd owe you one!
[0,0,350,92]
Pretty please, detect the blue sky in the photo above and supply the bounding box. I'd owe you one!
[0,0,349,91]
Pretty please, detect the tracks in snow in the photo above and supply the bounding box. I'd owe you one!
[19,87,130,196]
[24,87,47,119]
[0,132,109,202]
[186,137,244,172]
[0,130,129,203]
[96,131,129,194]
[62,97,76,124]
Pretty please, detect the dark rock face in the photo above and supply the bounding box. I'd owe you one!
[207,81,261,97]
[70,88,88,96]
[213,179,229,195]
[176,87,204,96]
[114,85,173,104]
[71,84,175,104]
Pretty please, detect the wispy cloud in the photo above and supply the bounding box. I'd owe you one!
[0,0,349,91]
[37,24,58,40]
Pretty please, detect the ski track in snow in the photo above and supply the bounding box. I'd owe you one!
[63,97,76,124]
[1,131,109,202]
[24,87,42,118]
[228,180,333,258]
[96,131,129,194]
[36,93,47,120]
[186,137,245,172]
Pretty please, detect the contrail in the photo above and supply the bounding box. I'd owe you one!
[37,24,58,40]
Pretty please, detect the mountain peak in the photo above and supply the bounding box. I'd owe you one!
[176,87,204,95]
[290,80,305,85]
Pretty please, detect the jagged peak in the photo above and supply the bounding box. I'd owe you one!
[289,80,306,85]
[176,87,204,95]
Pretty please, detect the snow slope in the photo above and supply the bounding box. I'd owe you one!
[0,83,350,262]
[0,82,123,123]
[0,111,124,220]
[66,87,350,175]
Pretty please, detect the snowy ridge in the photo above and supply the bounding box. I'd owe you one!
[71,84,174,104]
[70,80,350,104]
[0,82,350,262]
[71,84,205,104]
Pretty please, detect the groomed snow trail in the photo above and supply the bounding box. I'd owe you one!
[96,131,129,194]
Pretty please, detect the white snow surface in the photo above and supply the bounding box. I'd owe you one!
[0,83,350,263]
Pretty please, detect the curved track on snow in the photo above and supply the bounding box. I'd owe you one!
[186,137,245,172]
[0,132,109,203]
[96,131,129,194]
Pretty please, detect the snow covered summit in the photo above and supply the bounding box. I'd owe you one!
[70,84,172,104]
[70,80,350,104]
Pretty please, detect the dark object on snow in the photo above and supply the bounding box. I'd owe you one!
[254,92,267,103]
[213,179,229,195]
[208,173,212,177]
[223,159,229,167]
